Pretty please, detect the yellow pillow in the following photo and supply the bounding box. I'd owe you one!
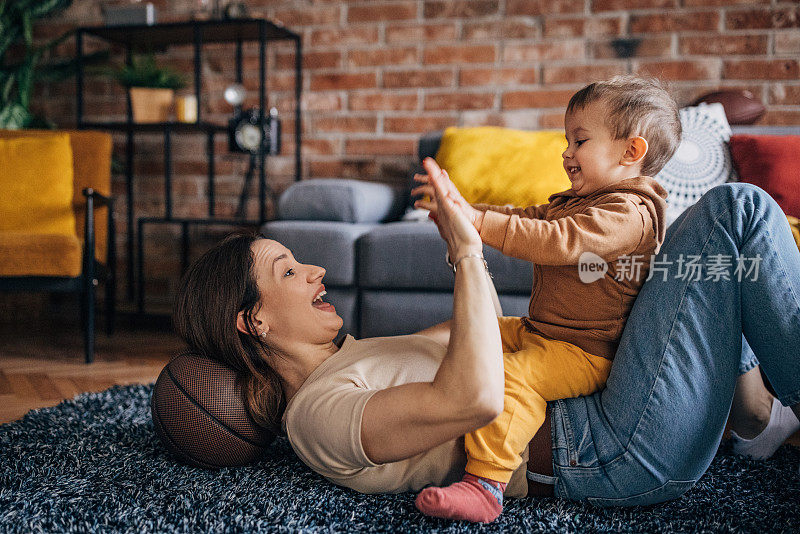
[434,126,570,207]
[788,216,800,252]
[0,134,75,236]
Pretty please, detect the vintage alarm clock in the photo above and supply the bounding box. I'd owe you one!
[227,106,281,155]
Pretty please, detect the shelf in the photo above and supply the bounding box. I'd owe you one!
[79,121,228,133]
[138,217,263,226]
[79,18,299,49]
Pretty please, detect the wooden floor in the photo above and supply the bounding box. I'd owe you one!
[0,311,181,425]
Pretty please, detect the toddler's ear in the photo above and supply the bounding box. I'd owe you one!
[621,136,648,167]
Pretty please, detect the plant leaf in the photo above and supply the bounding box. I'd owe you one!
[0,102,32,130]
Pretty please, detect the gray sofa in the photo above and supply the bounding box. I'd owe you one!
[261,125,798,339]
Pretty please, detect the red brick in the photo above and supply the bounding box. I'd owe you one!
[679,35,768,56]
[544,16,623,38]
[684,0,767,6]
[383,69,454,88]
[424,44,496,65]
[539,112,566,129]
[459,67,538,87]
[723,59,800,80]
[314,116,378,133]
[345,138,416,155]
[347,47,418,68]
[384,115,457,133]
[769,84,800,105]
[302,93,343,112]
[310,27,379,47]
[503,41,585,62]
[502,89,575,110]
[630,12,720,34]
[591,36,672,59]
[424,92,495,110]
[462,19,539,40]
[272,6,340,26]
[635,59,720,81]
[423,1,500,18]
[542,63,626,84]
[757,109,800,126]
[310,72,378,91]
[507,0,584,16]
[726,7,800,30]
[309,159,381,180]
[265,71,297,92]
[775,32,800,55]
[592,0,676,11]
[347,2,418,22]
[275,51,341,70]
[300,138,341,156]
[385,22,458,43]
[349,91,419,111]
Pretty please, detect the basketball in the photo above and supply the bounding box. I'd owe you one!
[151,352,276,468]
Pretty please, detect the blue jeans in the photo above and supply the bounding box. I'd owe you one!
[548,183,800,506]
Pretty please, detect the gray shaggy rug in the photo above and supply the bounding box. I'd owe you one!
[1,384,799,533]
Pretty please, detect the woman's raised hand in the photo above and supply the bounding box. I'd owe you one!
[412,159,485,233]
[419,158,483,261]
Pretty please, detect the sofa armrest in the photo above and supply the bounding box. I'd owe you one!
[278,179,407,223]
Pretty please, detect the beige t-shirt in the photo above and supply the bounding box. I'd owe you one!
[282,334,529,498]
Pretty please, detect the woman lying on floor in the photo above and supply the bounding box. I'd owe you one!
[174,169,800,513]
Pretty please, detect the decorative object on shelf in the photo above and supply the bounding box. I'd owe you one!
[111,54,187,123]
[102,1,157,26]
[192,0,222,20]
[175,94,198,123]
[692,90,766,125]
[610,37,641,59]
[0,0,107,129]
[231,108,281,219]
[223,2,249,19]
[228,107,281,154]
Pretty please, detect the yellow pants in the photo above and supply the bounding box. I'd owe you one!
[465,317,613,483]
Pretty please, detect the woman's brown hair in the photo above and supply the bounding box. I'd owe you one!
[173,231,285,432]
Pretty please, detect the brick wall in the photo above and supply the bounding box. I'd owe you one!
[34,0,800,310]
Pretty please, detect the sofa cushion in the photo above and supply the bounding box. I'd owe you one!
[434,126,570,208]
[277,179,406,223]
[358,221,532,293]
[0,134,76,237]
[655,103,735,226]
[729,134,800,218]
[0,232,82,277]
[259,220,377,286]
[0,130,113,264]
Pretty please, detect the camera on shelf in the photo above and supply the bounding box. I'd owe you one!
[228,107,281,155]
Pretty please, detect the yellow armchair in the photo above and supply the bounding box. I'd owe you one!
[0,129,115,363]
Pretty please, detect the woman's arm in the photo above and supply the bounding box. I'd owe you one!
[361,159,505,465]
[415,270,502,348]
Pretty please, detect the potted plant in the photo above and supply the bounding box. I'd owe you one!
[0,0,107,129]
[112,54,187,123]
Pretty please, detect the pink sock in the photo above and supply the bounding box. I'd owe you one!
[415,473,506,523]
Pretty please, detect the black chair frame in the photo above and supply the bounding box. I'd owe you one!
[0,188,116,363]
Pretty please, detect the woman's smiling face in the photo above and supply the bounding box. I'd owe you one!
[249,239,343,345]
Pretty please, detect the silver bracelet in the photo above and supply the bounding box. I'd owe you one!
[445,252,493,277]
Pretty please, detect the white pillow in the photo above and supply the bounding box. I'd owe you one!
[655,102,736,226]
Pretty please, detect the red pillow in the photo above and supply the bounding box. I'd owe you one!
[729,134,800,217]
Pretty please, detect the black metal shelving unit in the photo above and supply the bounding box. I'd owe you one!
[75,18,302,314]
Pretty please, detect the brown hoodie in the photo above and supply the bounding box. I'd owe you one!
[475,176,668,360]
